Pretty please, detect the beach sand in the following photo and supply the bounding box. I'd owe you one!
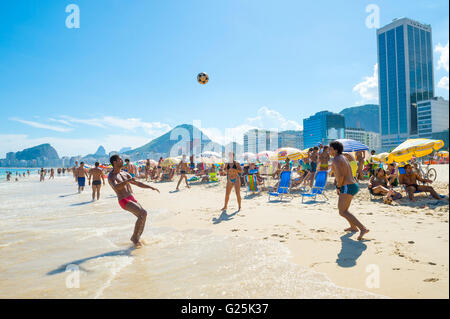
[0,166,448,298]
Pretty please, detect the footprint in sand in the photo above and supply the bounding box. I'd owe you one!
[428,262,437,265]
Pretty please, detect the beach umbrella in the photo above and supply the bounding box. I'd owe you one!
[437,151,449,158]
[256,151,275,163]
[161,157,180,167]
[334,139,369,152]
[387,138,444,164]
[274,147,304,161]
[371,152,390,163]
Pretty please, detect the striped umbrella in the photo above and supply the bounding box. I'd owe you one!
[334,139,369,152]
[371,152,390,163]
[256,151,275,163]
[274,147,304,161]
[388,138,444,163]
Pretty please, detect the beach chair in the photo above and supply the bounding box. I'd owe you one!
[268,171,293,201]
[301,170,328,203]
[245,174,261,195]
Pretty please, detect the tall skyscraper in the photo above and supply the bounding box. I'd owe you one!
[303,111,345,149]
[377,18,434,150]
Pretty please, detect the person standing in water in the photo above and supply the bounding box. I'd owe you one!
[49,168,55,180]
[108,155,160,247]
[221,152,242,211]
[176,155,190,191]
[89,162,105,201]
[329,141,369,241]
[75,162,89,193]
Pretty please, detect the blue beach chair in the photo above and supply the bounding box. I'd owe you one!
[301,171,328,203]
[268,171,293,201]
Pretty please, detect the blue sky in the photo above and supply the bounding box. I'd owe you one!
[0,0,448,157]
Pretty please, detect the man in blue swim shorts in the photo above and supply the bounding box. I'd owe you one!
[75,161,89,193]
[330,141,369,241]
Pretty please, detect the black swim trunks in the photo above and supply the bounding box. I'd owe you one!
[92,180,101,186]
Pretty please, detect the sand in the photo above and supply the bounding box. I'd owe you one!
[0,165,448,298]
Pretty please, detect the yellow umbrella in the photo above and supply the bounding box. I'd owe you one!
[371,152,390,163]
[387,138,444,163]
[274,147,304,161]
[437,151,449,158]
[161,157,180,167]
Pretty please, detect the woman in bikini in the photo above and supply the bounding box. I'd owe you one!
[221,152,242,211]
[368,168,402,204]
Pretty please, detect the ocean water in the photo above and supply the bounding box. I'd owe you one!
[0,175,384,298]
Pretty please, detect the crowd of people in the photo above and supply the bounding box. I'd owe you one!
[5,141,446,247]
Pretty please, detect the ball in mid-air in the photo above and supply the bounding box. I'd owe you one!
[197,72,209,85]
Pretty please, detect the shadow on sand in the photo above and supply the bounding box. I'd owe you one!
[59,193,79,198]
[70,201,93,207]
[336,233,368,268]
[212,210,240,224]
[46,247,136,276]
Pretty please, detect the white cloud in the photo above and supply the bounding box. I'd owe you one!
[0,134,151,158]
[435,42,449,91]
[353,63,378,102]
[59,115,172,136]
[10,118,73,133]
[438,76,449,91]
[246,106,302,131]
[435,41,449,72]
[201,106,302,146]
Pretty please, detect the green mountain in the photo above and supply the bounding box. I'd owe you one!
[339,104,379,133]
[126,124,224,156]
[15,143,59,161]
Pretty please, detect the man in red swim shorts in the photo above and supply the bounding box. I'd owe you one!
[108,155,160,247]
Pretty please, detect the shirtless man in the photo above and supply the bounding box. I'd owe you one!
[309,147,319,187]
[330,141,369,241]
[176,155,190,190]
[399,164,442,201]
[108,155,160,247]
[75,162,89,193]
[124,159,138,178]
[89,162,105,201]
[355,150,365,180]
[73,161,79,182]
[318,146,330,171]
[49,168,55,180]
[40,168,45,182]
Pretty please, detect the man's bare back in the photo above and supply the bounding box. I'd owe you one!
[89,167,104,182]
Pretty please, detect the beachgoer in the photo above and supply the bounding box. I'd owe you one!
[355,150,365,180]
[399,164,442,201]
[40,168,45,182]
[330,141,369,241]
[75,162,89,193]
[221,152,242,211]
[49,168,55,180]
[176,155,190,190]
[309,147,319,187]
[145,159,151,181]
[108,155,159,247]
[89,162,105,201]
[368,168,402,204]
[73,161,79,182]
[318,146,330,171]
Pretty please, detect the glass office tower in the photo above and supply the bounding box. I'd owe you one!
[377,18,434,150]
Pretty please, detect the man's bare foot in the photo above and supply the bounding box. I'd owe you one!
[345,227,358,232]
[221,207,227,211]
[187,185,191,188]
[357,229,370,240]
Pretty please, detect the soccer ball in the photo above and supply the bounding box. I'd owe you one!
[197,72,209,84]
